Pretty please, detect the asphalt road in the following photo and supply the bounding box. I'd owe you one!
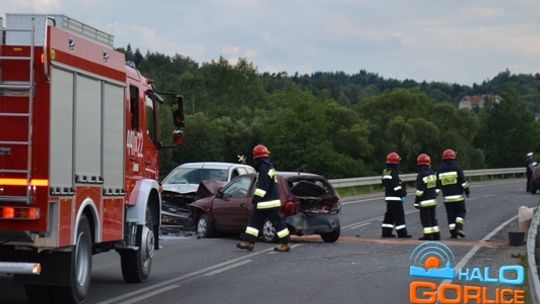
[1,178,537,303]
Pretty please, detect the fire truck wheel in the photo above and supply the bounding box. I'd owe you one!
[53,214,93,303]
[121,206,154,283]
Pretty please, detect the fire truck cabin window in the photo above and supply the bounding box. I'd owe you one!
[145,95,157,142]
[129,85,139,130]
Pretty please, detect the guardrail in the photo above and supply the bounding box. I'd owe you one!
[528,204,540,304]
[328,167,525,189]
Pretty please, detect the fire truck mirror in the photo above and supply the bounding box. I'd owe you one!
[172,95,185,128]
[172,130,184,146]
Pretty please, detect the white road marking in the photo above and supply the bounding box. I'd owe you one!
[203,259,252,276]
[97,245,299,304]
[441,213,521,285]
[347,222,372,230]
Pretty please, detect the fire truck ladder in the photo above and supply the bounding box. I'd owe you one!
[0,18,36,204]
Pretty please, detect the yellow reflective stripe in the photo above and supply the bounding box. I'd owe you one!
[0,178,49,186]
[382,175,392,180]
[462,181,470,188]
[245,226,259,236]
[416,190,424,197]
[449,223,456,230]
[257,200,281,209]
[395,225,406,230]
[439,171,458,178]
[423,227,432,234]
[419,199,437,207]
[254,188,266,197]
[268,168,276,177]
[444,195,464,202]
[382,223,394,228]
[385,197,401,201]
[432,226,440,233]
[394,186,402,191]
[456,217,464,224]
[277,228,290,238]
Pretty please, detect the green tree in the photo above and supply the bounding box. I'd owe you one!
[475,93,538,167]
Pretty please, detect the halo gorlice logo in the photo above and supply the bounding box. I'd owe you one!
[409,242,525,304]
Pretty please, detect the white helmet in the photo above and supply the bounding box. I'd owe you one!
[527,152,534,157]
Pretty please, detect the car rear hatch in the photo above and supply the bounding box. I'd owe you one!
[285,177,340,214]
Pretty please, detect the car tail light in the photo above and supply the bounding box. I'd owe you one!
[283,201,296,216]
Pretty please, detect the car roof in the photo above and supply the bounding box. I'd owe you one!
[176,162,253,170]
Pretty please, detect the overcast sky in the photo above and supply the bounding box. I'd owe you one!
[2,0,540,85]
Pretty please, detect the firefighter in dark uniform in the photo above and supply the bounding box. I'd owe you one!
[526,152,534,192]
[437,148,470,239]
[414,153,440,240]
[237,144,291,252]
[381,152,411,238]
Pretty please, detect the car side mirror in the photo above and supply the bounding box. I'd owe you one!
[216,190,224,199]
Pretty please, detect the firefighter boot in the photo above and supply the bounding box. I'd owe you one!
[381,227,395,238]
[432,232,441,240]
[236,241,254,251]
[418,234,433,241]
[397,229,412,238]
[455,229,466,238]
[274,243,290,252]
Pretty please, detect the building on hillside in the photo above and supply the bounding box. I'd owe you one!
[458,94,502,110]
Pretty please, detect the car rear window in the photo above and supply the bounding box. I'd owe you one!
[286,178,335,197]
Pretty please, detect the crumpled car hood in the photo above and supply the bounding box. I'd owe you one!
[197,180,226,196]
[162,183,199,194]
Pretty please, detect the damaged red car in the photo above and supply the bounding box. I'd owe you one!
[189,172,341,242]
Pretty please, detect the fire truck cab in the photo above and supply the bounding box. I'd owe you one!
[0,14,183,303]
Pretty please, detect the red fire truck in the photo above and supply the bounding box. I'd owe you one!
[0,14,184,303]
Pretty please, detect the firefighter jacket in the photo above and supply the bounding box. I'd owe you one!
[437,160,470,203]
[382,164,407,202]
[414,165,438,208]
[252,157,281,209]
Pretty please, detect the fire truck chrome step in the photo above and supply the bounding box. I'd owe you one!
[0,169,29,174]
[0,262,41,275]
[0,196,30,203]
[0,82,32,90]
[0,56,32,61]
[0,113,30,117]
[0,141,30,145]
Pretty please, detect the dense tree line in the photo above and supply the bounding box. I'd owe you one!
[117,45,540,179]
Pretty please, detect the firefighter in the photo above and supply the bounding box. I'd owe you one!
[237,144,291,252]
[437,148,470,239]
[526,152,534,192]
[414,153,440,240]
[381,152,411,238]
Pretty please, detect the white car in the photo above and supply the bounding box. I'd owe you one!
[161,162,256,207]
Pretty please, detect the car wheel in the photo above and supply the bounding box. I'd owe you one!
[320,226,340,243]
[262,220,277,243]
[196,214,215,238]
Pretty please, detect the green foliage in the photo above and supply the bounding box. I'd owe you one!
[115,47,540,179]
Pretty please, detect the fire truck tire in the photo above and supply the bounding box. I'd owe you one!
[121,206,154,283]
[46,214,92,304]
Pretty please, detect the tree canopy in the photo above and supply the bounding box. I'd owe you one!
[117,46,540,179]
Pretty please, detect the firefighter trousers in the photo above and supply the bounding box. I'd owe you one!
[444,201,466,236]
[242,207,290,244]
[419,206,439,235]
[382,201,409,237]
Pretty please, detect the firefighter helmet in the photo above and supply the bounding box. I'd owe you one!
[417,153,431,166]
[253,144,271,159]
[386,152,401,164]
[442,149,457,160]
